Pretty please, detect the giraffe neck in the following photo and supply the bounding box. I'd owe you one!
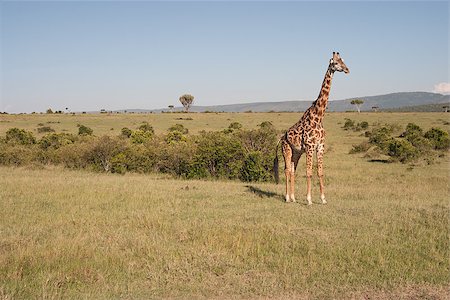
[312,66,334,120]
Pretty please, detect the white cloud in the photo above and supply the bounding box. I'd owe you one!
[433,82,450,94]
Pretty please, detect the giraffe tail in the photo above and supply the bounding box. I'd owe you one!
[273,138,281,184]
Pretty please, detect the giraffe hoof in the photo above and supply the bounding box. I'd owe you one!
[290,195,296,203]
[307,201,312,206]
[322,200,327,205]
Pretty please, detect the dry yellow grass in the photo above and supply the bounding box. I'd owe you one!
[0,112,449,298]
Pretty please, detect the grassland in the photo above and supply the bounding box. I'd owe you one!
[0,112,449,299]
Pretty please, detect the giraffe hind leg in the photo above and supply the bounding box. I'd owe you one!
[282,142,293,202]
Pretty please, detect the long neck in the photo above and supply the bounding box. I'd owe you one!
[312,65,334,119]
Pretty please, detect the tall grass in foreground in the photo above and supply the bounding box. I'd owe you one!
[0,163,448,299]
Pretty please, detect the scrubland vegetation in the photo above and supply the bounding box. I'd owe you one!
[0,112,449,298]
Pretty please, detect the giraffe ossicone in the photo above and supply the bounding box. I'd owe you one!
[274,52,349,205]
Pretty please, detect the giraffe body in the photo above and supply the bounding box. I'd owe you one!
[274,52,349,205]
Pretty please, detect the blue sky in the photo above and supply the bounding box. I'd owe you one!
[1,1,448,113]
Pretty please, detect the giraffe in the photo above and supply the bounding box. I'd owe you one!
[274,52,349,205]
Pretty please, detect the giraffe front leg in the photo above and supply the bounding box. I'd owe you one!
[305,148,314,205]
[283,144,293,203]
[317,143,327,204]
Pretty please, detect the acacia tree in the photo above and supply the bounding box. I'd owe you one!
[351,99,364,113]
[179,94,194,112]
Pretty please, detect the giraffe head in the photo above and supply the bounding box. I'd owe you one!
[329,52,349,74]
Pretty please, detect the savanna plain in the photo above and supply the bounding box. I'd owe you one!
[0,112,449,299]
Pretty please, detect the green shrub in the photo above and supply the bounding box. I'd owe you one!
[168,124,188,134]
[359,121,369,130]
[387,139,419,163]
[130,130,153,144]
[404,123,423,136]
[37,126,55,133]
[343,118,355,130]
[368,126,393,150]
[405,133,432,153]
[5,128,36,145]
[240,151,269,182]
[228,122,243,131]
[158,139,197,178]
[78,124,93,136]
[424,128,450,150]
[165,130,187,144]
[121,127,132,138]
[0,144,37,166]
[343,119,369,132]
[138,122,154,134]
[349,142,371,154]
[39,133,77,150]
[188,131,244,179]
[53,143,89,169]
[258,121,274,130]
[110,153,127,174]
[83,136,125,172]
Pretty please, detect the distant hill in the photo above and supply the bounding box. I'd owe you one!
[114,92,450,113]
[383,102,450,112]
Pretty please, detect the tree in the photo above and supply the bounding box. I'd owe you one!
[179,94,194,112]
[46,108,54,114]
[350,99,364,113]
[168,105,174,113]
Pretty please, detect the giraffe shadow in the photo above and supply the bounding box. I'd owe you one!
[245,185,284,202]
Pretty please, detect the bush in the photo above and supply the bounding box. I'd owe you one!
[350,123,449,164]
[368,126,393,150]
[258,121,274,130]
[359,121,369,130]
[387,139,419,163]
[188,131,244,179]
[403,123,423,136]
[165,130,187,144]
[121,127,132,138]
[240,151,269,182]
[343,118,355,130]
[54,143,89,169]
[0,144,37,166]
[78,124,93,136]
[343,119,369,131]
[83,136,125,172]
[130,130,153,144]
[424,128,450,150]
[39,133,77,150]
[228,122,242,131]
[0,120,283,182]
[168,124,188,134]
[110,153,127,174]
[5,128,36,145]
[349,142,371,154]
[37,126,55,133]
[138,122,154,134]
